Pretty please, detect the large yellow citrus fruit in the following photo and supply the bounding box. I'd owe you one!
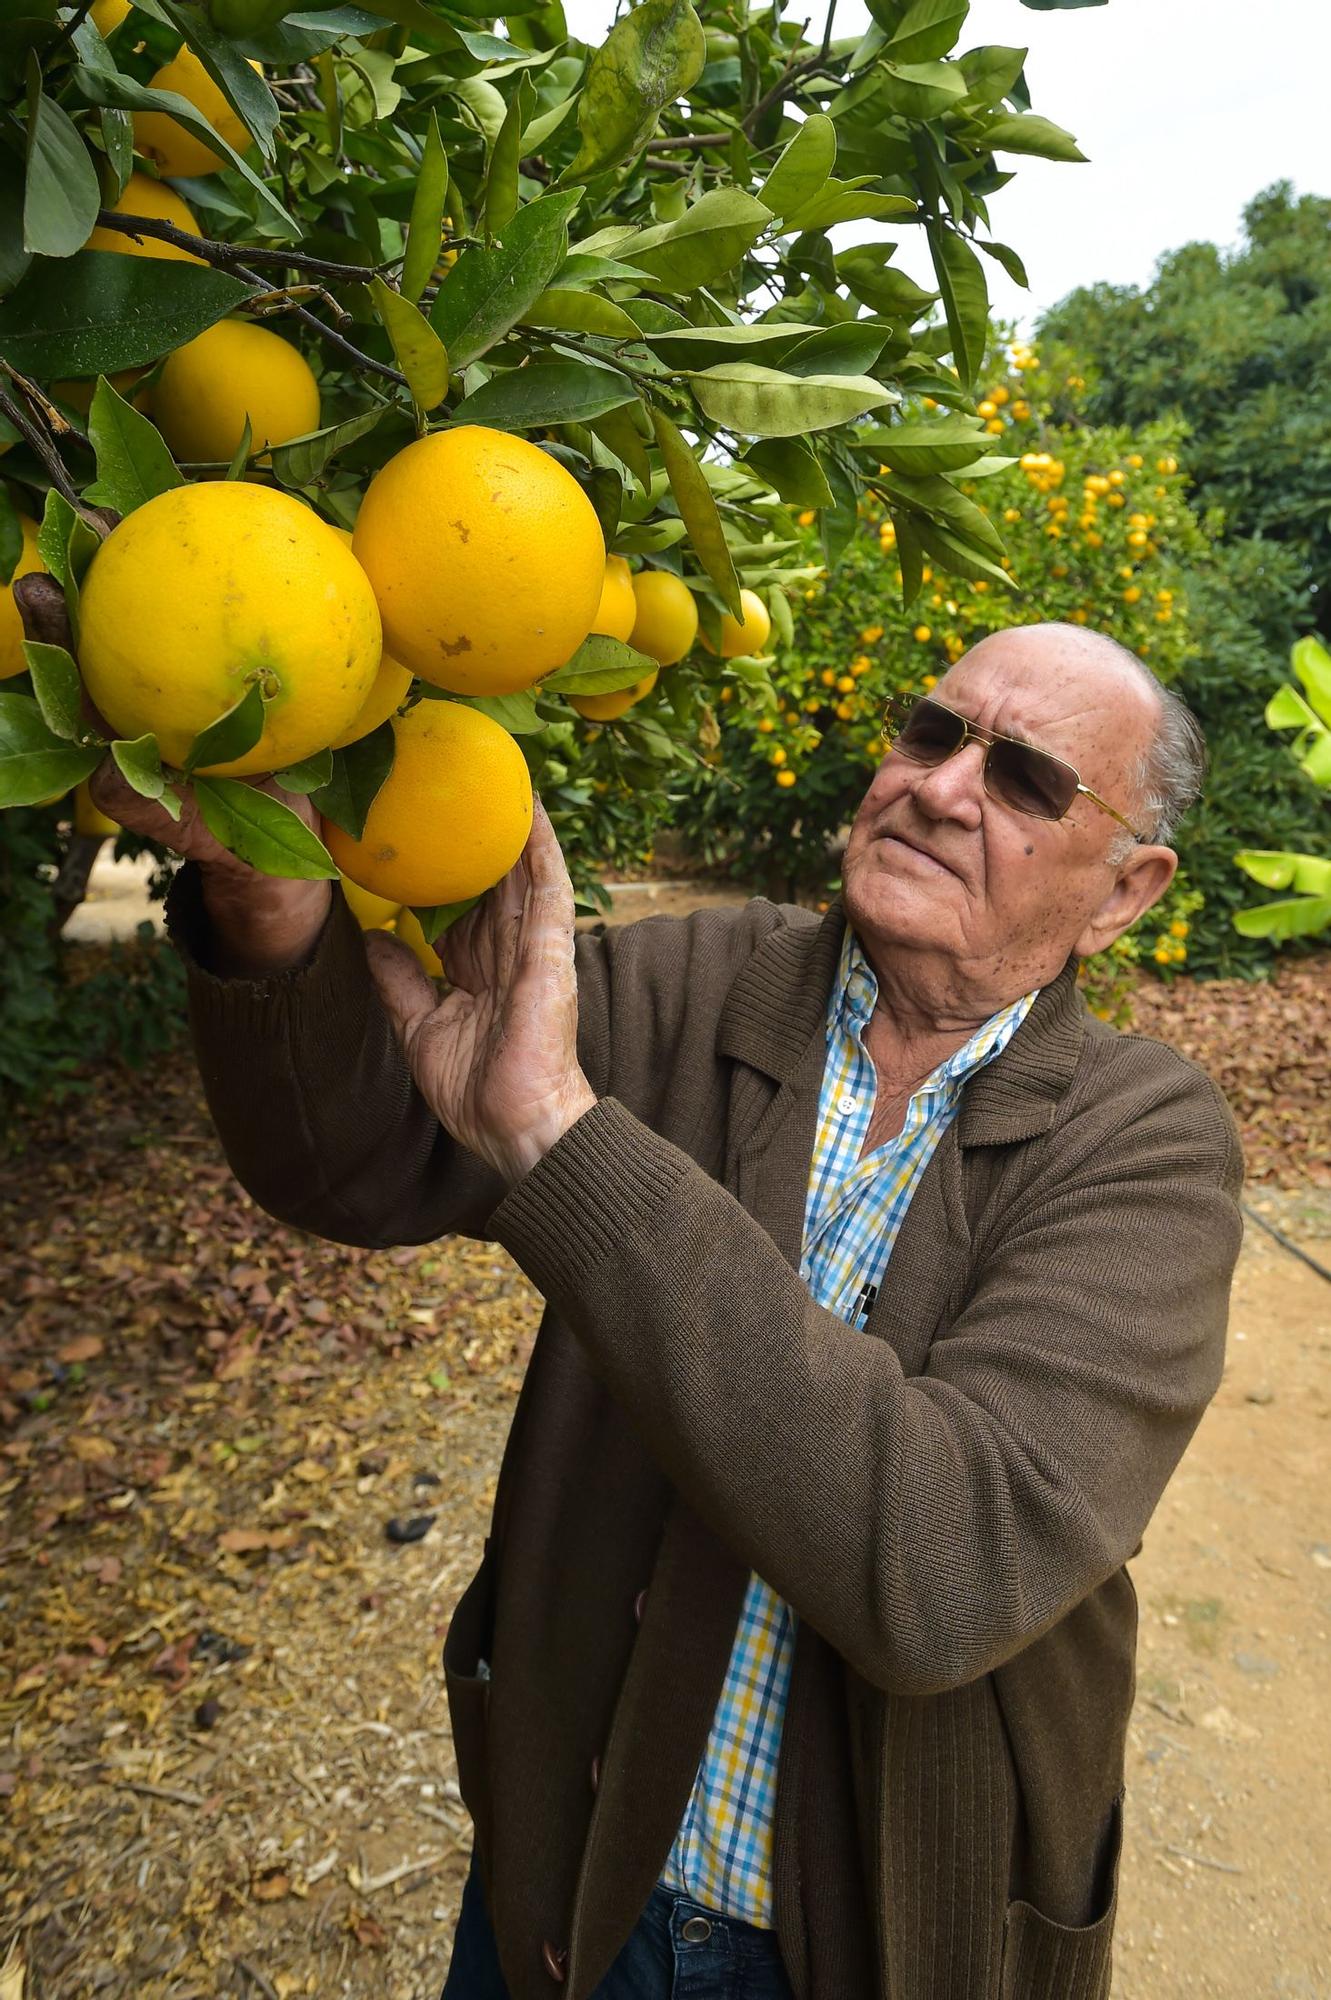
[351,427,605,696]
[701,587,772,659]
[324,699,532,908]
[74,780,119,838]
[150,320,320,466]
[590,554,636,644]
[90,0,131,32]
[569,671,658,722]
[133,51,261,178]
[327,528,414,747]
[339,875,400,930]
[1,517,46,680]
[79,483,382,777]
[51,369,148,415]
[629,569,698,666]
[394,906,445,977]
[85,173,204,262]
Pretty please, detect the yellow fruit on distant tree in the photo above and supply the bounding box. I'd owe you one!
[351,427,604,696]
[150,319,320,466]
[339,875,400,930]
[90,0,131,33]
[324,530,414,747]
[699,587,771,659]
[78,483,382,776]
[133,50,261,179]
[324,699,532,909]
[85,173,204,262]
[628,570,698,666]
[74,780,119,838]
[590,553,636,644]
[569,670,659,722]
[1,517,46,680]
[394,906,445,978]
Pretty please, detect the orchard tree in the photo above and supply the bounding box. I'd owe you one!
[1,0,1093,1107]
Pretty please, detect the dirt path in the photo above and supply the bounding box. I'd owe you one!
[3,891,1328,1998]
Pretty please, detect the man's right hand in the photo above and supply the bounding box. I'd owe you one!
[17,572,332,978]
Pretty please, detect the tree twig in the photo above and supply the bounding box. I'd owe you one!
[44,0,94,63]
[647,132,732,150]
[0,384,81,505]
[91,210,390,284]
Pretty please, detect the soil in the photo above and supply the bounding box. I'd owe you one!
[2,879,1328,1999]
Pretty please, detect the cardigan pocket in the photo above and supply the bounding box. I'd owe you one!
[999,1788,1124,2000]
[443,1541,497,1886]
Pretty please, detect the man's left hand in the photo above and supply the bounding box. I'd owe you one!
[365,795,598,1185]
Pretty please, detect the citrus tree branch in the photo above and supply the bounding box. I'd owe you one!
[0,381,81,506]
[91,210,396,283]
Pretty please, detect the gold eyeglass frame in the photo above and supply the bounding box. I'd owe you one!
[880,695,1145,841]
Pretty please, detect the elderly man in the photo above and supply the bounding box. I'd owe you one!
[98,621,1242,2000]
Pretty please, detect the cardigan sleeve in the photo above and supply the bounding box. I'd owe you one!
[488,1062,1244,1698]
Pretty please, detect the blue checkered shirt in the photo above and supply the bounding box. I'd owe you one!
[660,922,1037,1924]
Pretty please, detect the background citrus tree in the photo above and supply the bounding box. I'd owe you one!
[0,0,1096,1118]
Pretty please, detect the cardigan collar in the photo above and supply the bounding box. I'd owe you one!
[715,895,1086,1148]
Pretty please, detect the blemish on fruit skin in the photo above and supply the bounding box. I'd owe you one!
[438,635,472,656]
[451,520,471,544]
[375,845,398,863]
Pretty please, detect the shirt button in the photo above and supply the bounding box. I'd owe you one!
[681,1916,713,1943]
[541,1940,568,1982]
[837,1093,858,1116]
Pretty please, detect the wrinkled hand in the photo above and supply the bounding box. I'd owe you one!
[15,571,331,975]
[365,796,597,1186]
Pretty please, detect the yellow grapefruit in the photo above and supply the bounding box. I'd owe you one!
[339,875,401,930]
[133,50,261,178]
[591,553,636,643]
[327,527,414,746]
[90,0,131,32]
[85,173,204,262]
[1,517,46,681]
[394,906,445,977]
[629,570,698,666]
[78,483,382,776]
[569,671,658,722]
[351,427,605,696]
[150,319,320,466]
[323,699,532,908]
[74,780,119,838]
[700,587,772,659]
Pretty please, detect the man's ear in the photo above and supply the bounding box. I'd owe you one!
[1075,845,1177,959]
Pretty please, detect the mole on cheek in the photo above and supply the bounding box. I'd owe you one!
[1024,843,1035,856]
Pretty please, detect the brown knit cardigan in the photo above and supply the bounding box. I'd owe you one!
[165,868,1244,2000]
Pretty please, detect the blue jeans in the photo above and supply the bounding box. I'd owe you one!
[442,1861,795,1999]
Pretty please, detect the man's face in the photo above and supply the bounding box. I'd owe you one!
[841,626,1161,994]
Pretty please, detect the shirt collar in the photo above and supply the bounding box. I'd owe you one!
[831,925,1039,1091]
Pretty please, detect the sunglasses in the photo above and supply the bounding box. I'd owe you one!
[880,695,1144,840]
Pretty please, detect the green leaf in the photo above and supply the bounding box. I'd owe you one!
[272,747,335,793]
[84,375,182,514]
[1265,684,1321,736]
[183,680,266,776]
[21,641,86,742]
[759,113,836,222]
[486,74,536,239]
[0,691,99,806]
[784,183,917,232]
[893,509,926,608]
[453,359,636,429]
[23,62,100,258]
[927,222,988,388]
[520,92,577,156]
[158,0,280,162]
[782,320,896,380]
[957,44,1028,104]
[883,470,1004,559]
[110,732,168,801]
[1292,636,1331,726]
[410,895,481,941]
[225,415,253,481]
[689,363,895,438]
[982,112,1087,163]
[75,69,295,237]
[835,246,938,321]
[0,149,31,302]
[857,413,992,475]
[887,0,968,62]
[267,406,385,487]
[401,113,449,306]
[639,322,813,370]
[370,277,449,410]
[625,187,771,294]
[447,75,508,150]
[192,777,340,879]
[650,406,740,617]
[523,288,642,339]
[588,402,653,492]
[977,239,1030,289]
[540,632,659,694]
[453,689,545,732]
[0,251,252,378]
[1234,850,1331,894]
[311,723,395,839]
[742,437,834,508]
[613,517,687,553]
[431,188,582,371]
[876,59,968,119]
[560,0,706,184]
[1232,894,1331,941]
[36,490,99,599]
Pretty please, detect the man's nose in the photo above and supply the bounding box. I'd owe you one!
[910,740,987,824]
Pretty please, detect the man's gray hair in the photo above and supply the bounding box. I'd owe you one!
[1102,643,1208,862]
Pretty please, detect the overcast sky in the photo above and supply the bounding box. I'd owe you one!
[559,0,1331,330]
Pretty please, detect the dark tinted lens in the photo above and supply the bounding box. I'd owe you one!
[988,738,1077,820]
[891,698,963,764]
